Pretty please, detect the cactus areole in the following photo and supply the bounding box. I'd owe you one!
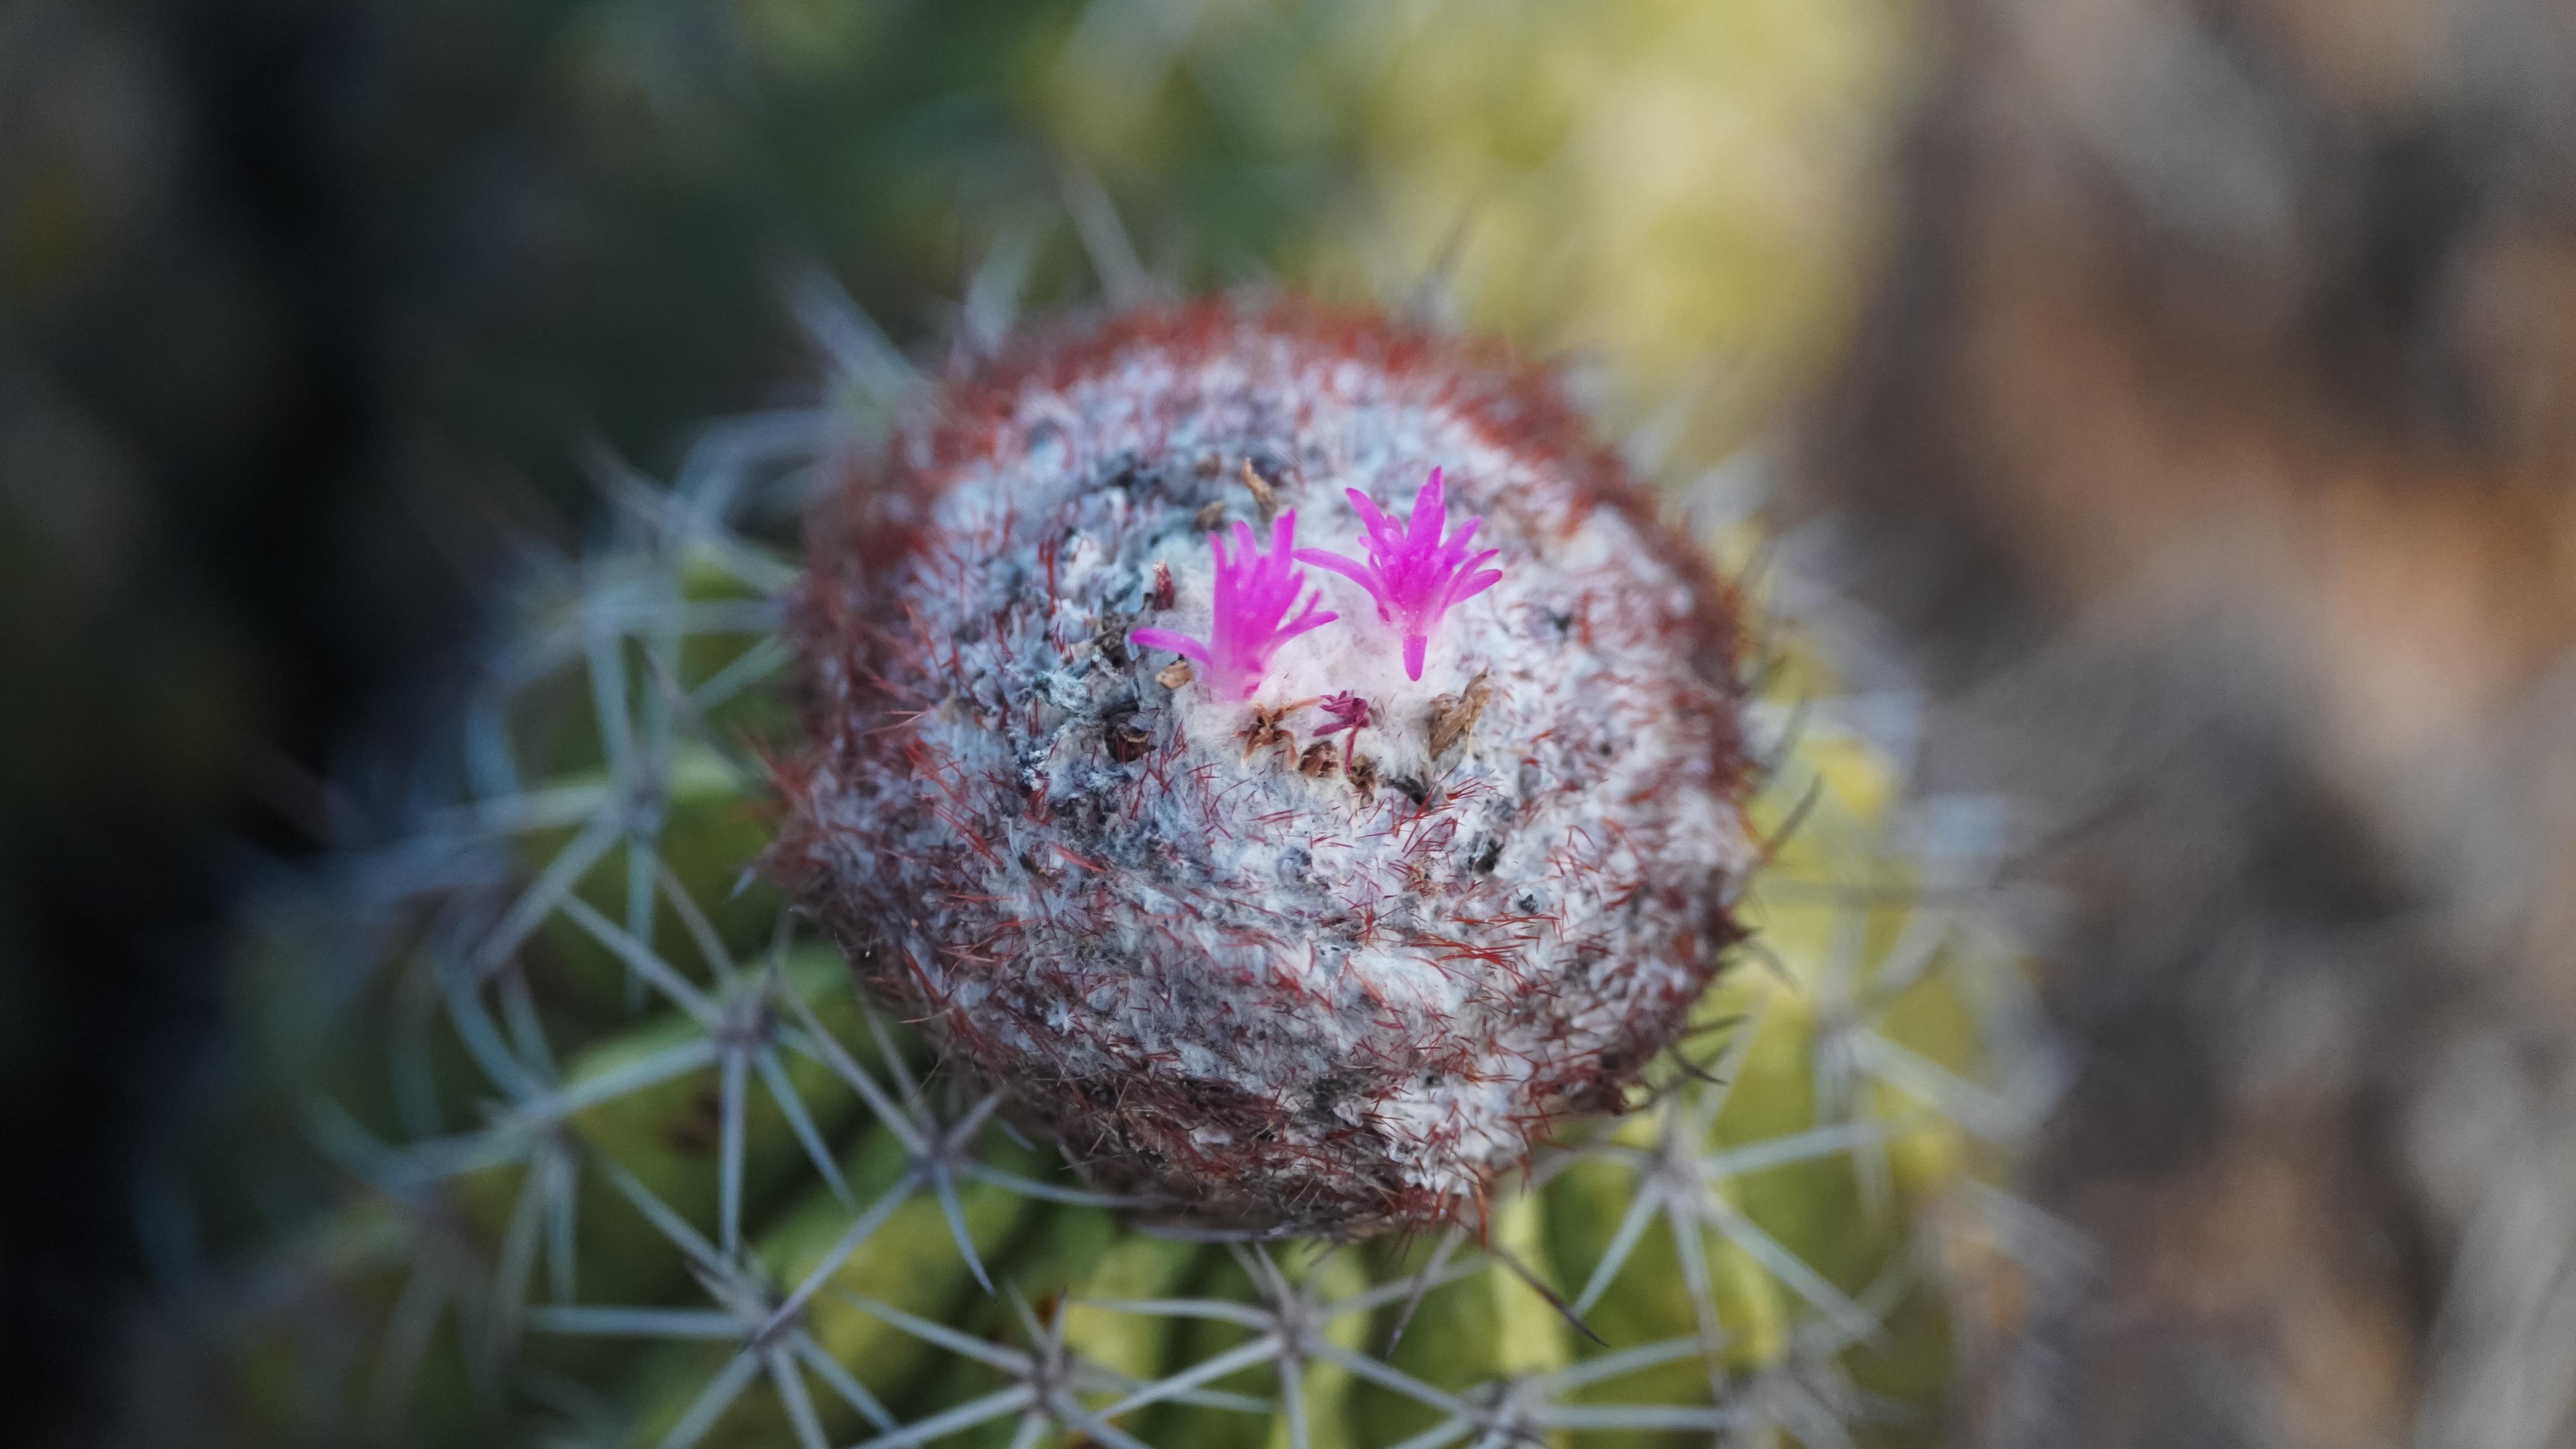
[778,300,1754,1234]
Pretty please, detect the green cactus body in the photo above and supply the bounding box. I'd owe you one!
[1362,1190,1573,1447]
[1267,1250,1370,1449]
[195,303,2048,1449]
[1149,1253,1279,1449]
[1062,1231,1206,1387]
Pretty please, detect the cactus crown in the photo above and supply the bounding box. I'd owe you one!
[780,298,1757,1233]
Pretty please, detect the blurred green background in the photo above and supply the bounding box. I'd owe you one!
[0,2,1917,1443]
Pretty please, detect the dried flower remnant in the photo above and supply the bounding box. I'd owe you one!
[1297,466,1506,681]
[1104,710,1153,764]
[1131,513,1337,700]
[1238,458,1279,523]
[1346,752,1382,803]
[780,300,1752,1233]
[1427,672,1494,759]
[1239,697,1319,763]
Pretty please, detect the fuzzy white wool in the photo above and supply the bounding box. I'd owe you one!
[790,307,1752,1229]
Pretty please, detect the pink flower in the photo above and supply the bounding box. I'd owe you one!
[1313,691,1372,770]
[1295,467,1504,681]
[1132,511,1338,700]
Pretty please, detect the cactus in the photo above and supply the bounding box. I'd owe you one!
[178,274,2059,1449]
[777,300,1755,1235]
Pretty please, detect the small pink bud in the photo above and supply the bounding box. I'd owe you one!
[1312,690,1372,770]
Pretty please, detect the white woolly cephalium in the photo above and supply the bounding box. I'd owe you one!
[778,300,1754,1232]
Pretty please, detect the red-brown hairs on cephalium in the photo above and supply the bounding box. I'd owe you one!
[772,296,1755,1235]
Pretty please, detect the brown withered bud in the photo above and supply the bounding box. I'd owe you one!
[1239,457,1279,523]
[1238,696,1317,763]
[1104,712,1153,763]
[1346,753,1381,803]
[1427,672,1494,759]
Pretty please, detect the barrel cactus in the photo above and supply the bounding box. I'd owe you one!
[175,285,2058,1449]
[778,300,1754,1236]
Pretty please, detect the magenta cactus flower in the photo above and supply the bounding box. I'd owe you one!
[1295,466,1505,680]
[1129,512,1336,700]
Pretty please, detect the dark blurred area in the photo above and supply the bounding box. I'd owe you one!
[1800,0,2576,1443]
[0,3,1152,1440]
